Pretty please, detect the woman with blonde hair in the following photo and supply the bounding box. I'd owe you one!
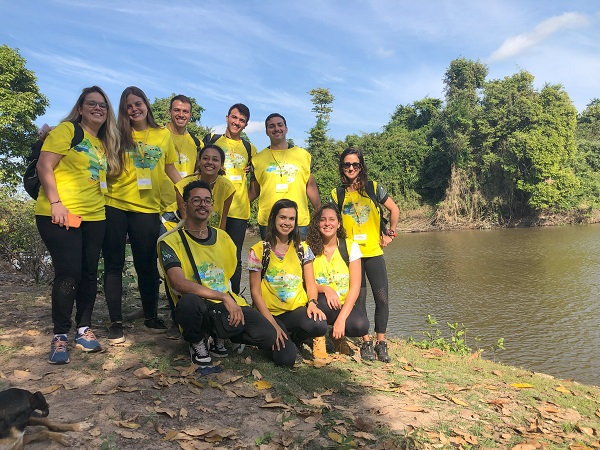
[36,85,120,364]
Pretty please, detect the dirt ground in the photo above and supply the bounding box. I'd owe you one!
[0,270,423,449]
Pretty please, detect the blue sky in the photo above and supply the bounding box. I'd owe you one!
[2,0,599,150]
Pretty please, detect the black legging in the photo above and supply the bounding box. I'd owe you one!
[174,294,296,367]
[316,293,370,337]
[356,255,389,334]
[225,218,247,295]
[276,307,328,345]
[102,206,160,322]
[36,216,105,334]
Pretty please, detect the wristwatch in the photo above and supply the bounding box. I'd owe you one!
[387,229,396,237]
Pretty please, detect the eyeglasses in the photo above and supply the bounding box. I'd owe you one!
[188,196,214,206]
[84,100,109,110]
[342,162,362,170]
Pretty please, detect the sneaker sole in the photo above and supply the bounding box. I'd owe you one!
[48,357,70,364]
[75,343,103,353]
[191,357,212,365]
[108,336,126,345]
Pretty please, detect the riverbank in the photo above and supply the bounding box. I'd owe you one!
[0,269,598,449]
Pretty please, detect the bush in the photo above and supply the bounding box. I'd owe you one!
[0,189,51,282]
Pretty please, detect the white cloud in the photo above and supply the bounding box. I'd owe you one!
[374,47,395,59]
[489,12,590,62]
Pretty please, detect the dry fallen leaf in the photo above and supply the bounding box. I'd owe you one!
[134,367,157,379]
[114,429,146,439]
[179,408,188,420]
[328,432,344,443]
[251,369,262,379]
[254,380,272,390]
[114,420,141,429]
[510,383,534,389]
[554,385,572,394]
[451,397,469,407]
[155,407,176,418]
[13,370,42,381]
[39,385,62,395]
[492,370,503,377]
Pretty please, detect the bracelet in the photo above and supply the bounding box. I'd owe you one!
[308,299,317,306]
[50,200,61,205]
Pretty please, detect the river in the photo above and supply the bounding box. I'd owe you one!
[242,224,600,386]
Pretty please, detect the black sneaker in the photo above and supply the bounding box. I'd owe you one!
[144,317,167,333]
[374,340,391,363]
[189,340,211,365]
[107,322,125,345]
[360,340,376,361]
[209,337,229,357]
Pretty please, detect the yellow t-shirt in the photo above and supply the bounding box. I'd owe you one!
[252,146,312,226]
[160,127,199,214]
[331,183,385,257]
[175,174,236,228]
[250,241,308,316]
[210,134,257,220]
[312,239,361,305]
[35,121,107,221]
[158,227,247,307]
[105,127,177,213]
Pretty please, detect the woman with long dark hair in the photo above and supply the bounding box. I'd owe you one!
[36,86,120,364]
[332,148,399,362]
[248,199,327,366]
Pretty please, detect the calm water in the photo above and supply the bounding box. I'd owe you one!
[242,225,600,386]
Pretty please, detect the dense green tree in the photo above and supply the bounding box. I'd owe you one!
[0,45,48,187]
[150,94,211,139]
[306,88,339,201]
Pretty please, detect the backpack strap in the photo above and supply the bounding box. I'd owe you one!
[260,241,271,280]
[71,121,84,148]
[177,229,202,285]
[365,180,388,235]
[338,238,350,267]
[203,133,252,164]
[187,131,201,151]
[335,186,345,213]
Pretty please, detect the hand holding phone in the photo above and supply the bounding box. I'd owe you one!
[52,213,82,229]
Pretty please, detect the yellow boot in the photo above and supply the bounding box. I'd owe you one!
[312,336,329,360]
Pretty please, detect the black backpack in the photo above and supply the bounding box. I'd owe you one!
[202,133,252,164]
[23,121,84,199]
[335,180,389,236]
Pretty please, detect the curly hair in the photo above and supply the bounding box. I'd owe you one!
[306,203,347,256]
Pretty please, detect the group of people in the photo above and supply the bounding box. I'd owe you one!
[35,85,399,368]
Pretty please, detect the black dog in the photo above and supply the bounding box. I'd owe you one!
[0,388,90,449]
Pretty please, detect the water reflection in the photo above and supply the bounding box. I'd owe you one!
[242,225,600,386]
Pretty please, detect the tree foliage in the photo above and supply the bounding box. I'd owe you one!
[0,45,49,187]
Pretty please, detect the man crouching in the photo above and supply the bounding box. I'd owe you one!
[158,180,296,368]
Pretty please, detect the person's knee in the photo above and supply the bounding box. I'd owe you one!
[273,346,296,367]
[175,294,207,317]
[306,319,328,337]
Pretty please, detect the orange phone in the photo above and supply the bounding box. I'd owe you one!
[52,213,82,228]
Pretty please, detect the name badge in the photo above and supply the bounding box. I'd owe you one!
[178,171,187,178]
[229,167,243,183]
[99,170,108,193]
[354,233,367,243]
[136,167,152,190]
[276,183,288,193]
